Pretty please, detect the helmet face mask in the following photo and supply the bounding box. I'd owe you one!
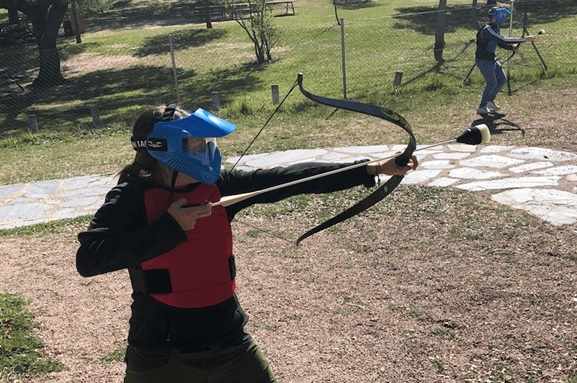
[490,7,511,25]
[181,136,218,169]
[143,108,236,184]
[183,137,211,154]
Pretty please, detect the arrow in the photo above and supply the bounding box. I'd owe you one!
[213,124,490,208]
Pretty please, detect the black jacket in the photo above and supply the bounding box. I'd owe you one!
[76,161,375,350]
[475,22,527,61]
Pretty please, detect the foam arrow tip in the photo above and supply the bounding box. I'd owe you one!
[456,124,491,145]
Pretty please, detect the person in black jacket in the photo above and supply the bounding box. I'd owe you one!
[475,7,535,115]
[76,104,418,383]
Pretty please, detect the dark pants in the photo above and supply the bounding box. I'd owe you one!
[476,59,507,107]
[124,339,277,383]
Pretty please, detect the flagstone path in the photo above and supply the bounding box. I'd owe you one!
[1,144,577,230]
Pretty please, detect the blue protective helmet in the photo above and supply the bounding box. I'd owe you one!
[143,108,236,184]
[490,7,511,25]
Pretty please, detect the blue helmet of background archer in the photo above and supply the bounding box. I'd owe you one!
[143,107,236,184]
[489,7,511,25]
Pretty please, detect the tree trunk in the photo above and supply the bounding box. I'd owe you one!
[203,0,212,29]
[470,0,480,30]
[35,48,66,87]
[70,0,82,43]
[434,0,447,63]
[31,0,68,88]
[233,0,275,64]
[8,7,19,24]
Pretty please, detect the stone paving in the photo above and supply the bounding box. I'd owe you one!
[1,144,577,230]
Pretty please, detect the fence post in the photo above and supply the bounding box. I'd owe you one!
[393,70,403,89]
[27,114,38,133]
[340,17,347,99]
[89,105,101,126]
[169,34,180,105]
[271,84,279,104]
[211,91,221,110]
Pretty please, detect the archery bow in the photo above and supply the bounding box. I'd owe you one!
[193,75,488,244]
[293,73,417,245]
[213,73,417,245]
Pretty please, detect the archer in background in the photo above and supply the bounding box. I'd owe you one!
[475,6,535,116]
[76,104,418,383]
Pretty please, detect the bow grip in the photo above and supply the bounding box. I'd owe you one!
[394,153,411,167]
[394,138,416,167]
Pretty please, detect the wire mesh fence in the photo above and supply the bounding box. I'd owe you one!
[1,0,575,135]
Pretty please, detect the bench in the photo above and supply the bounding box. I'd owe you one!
[191,1,296,23]
[192,4,230,23]
[226,1,297,18]
[265,1,296,15]
[220,2,296,19]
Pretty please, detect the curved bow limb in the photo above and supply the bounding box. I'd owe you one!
[297,73,417,167]
[294,73,417,245]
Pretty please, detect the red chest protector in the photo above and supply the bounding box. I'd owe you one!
[138,183,235,309]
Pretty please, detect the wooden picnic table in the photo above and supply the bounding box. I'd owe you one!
[191,1,296,23]
[192,4,229,22]
[265,1,296,15]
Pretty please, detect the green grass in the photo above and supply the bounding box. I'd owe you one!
[1,0,576,184]
[0,293,63,381]
[100,343,126,364]
[0,217,92,382]
[0,216,91,238]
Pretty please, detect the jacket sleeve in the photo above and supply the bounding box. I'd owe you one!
[217,160,376,218]
[481,25,526,49]
[76,182,187,277]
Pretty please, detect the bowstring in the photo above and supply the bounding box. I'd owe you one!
[204,78,299,206]
[208,78,301,238]
[227,77,300,172]
[231,215,295,245]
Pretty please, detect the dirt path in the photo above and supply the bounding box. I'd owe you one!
[1,190,576,382]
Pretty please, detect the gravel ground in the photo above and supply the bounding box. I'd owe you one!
[1,186,576,383]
